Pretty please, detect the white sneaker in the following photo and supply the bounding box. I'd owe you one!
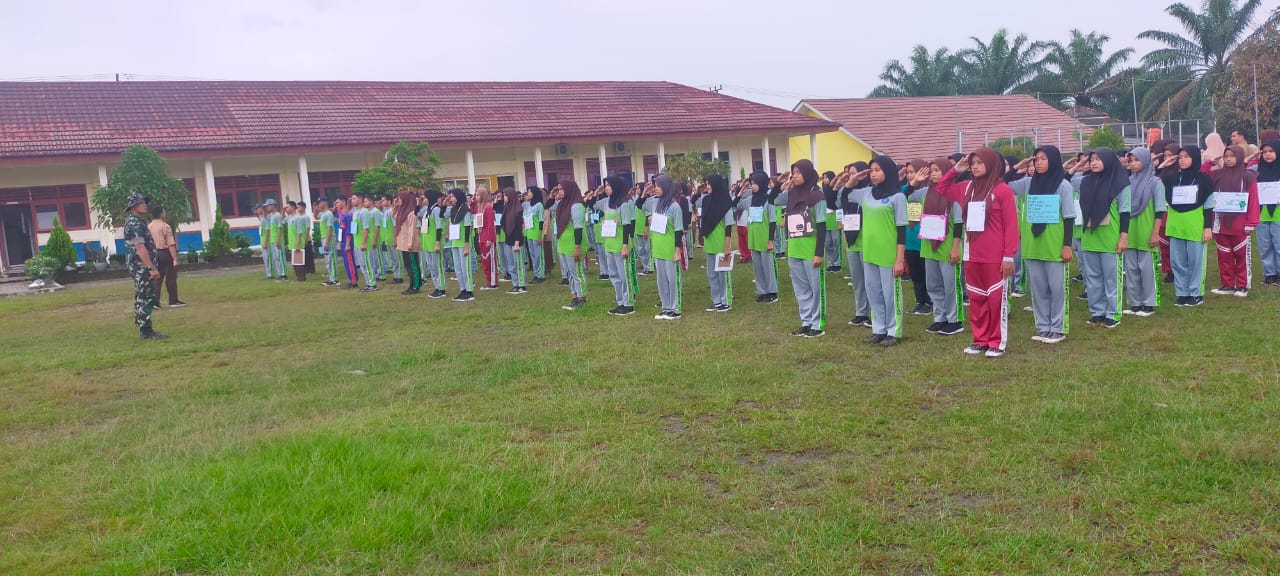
[985,348,1005,358]
[1041,333,1066,344]
[1031,332,1047,342]
[1023,305,1033,312]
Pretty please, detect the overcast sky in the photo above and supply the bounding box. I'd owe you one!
[3,0,1277,110]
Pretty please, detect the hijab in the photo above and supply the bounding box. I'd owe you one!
[654,174,678,213]
[1258,140,1280,216]
[1163,146,1213,211]
[1127,147,1159,216]
[393,190,417,226]
[423,189,443,211]
[1204,133,1226,163]
[1028,146,1067,237]
[554,181,584,234]
[501,187,523,237]
[1078,147,1129,231]
[448,189,470,223]
[869,155,901,201]
[605,176,628,210]
[749,172,772,207]
[785,159,823,214]
[1003,155,1021,183]
[699,174,733,237]
[1210,145,1255,193]
[966,147,1005,200]
[840,161,871,213]
[527,186,544,207]
[923,157,955,250]
[1158,143,1182,180]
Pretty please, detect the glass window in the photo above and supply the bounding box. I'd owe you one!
[63,202,88,229]
[36,204,58,230]
[216,193,235,217]
[236,190,258,217]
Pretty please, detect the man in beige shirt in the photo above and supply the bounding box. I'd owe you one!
[148,206,185,308]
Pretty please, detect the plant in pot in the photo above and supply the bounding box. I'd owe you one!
[84,244,109,272]
[24,253,63,290]
[186,248,200,265]
[204,206,236,266]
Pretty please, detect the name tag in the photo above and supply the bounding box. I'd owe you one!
[474,214,484,229]
[650,213,669,234]
[1215,191,1248,214]
[1259,181,1280,205]
[1026,194,1061,224]
[350,221,358,235]
[748,206,764,223]
[523,213,535,230]
[602,220,618,238]
[448,223,461,241]
[841,213,860,231]
[1171,185,1198,205]
[919,214,947,240]
[835,209,845,221]
[966,201,986,232]
[907,202,923,222]
[494,214,503,227]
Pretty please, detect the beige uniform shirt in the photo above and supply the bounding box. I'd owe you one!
[148,220,175,251]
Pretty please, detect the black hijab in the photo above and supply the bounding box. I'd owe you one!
[527,186,544,207]
[1078,147,1128,231]
[785,159,823,214]
[604,176,628,210]
[1029,146,1067,236]
[501,187,522,238]
[1258,140,1280,217]
[869,155,900,201]
[749,172,772,207]
[699,174,733,237]
[423,189,443,210]
[1162,147,1214,212]
[448,189,469,224]
[654,174,677,213]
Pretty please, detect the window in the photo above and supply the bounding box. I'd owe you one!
[701,151,731,163]
[751,148,778,175]
[2,184,92,231]
[182,179,200,221]
[308,171,358,202]
[63,202,88,229]
[213,174,281,217]
[36,204,58,230]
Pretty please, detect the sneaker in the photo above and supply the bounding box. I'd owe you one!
[1122,307,1139,316]
[1135,306,1154,317]
[705,305,719,312]
[925,322,943,334]
[754,294,766,303]
[826,266,841,273]
[168,301,187,308]
[1041,333,1066,344]
[321,281,338,287]
[1023,305,1034,312]
[392,278,405,284]
[617,306,636,316]
[401,288,420,295]
[985,348,1005,358]
[655,310,680,320]
[1234,288,1248,297]
[1010,290,1026,298]
[1032,332,1048,342]
[1211,286,1234,295]
[1162,272,1174,284]
[279,275,289,280]
[791,326,809,336]
[713,304,731,312]
[1188,296,1204,306]
[557,279,570,286]
[1102,318,1120,329]
[878,336,898,347]
[480,284,499,291]
[343,283,358,290]
[1077,292,1089,300]
[964,344,989,355]
[1072,274,1083,283]
[919,303,934,315]
[140,330,168,340]
[608,305,624,316]
[864,334,885,345]
[938,323,965,336]
[562,298,585,311]
[453,292,474,302]
[531,277,547,284]
[1086,316,1103,325]
[598,274,610,281]
[428,290,447,299]
[359,286,376,292]
[761,294,779,304]
[804,329,826,339]
[850,316,872,328]
[508,287,522,294]
[962,297,970,307]
[638,270,653,276]
[907,303,927,315]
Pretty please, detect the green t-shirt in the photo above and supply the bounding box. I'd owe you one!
[522,202,543,242]
[357,208,377,250]
[736,194,777,253]
[602,202,634,254]
[286,213,300,250]
[919,198,964,262]
[858,192,907,268]
[841,187,870,251]
[698,196,735,256]
[319,210,334,241]
[785,199,828,261]
[445,208,473,249]
[1012,178,1077,262]
[648,201,685,261]
[1127,182,1167,253]
[556,203,586,256]
[1080,185,1131,253]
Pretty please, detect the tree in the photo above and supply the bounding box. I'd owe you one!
[1026,30,1136,117]
[869,46,962,97]
[1137,0,1280,125]
[43,216,76,267]
[353,141,442,197]
[957,29,1050,95]
[91,145,191,230]
[662,151,729,185]
[989,137,1036,159]
[1215,24,1280,134]
[1087,125,1127,150]
[203,206,234,258]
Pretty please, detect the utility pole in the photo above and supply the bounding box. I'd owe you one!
[1132,77,1140,142]
[1253,63,1261,145]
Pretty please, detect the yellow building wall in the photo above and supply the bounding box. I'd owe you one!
[787,106,874,174]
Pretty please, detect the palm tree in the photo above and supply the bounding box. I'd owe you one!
[868,45,961,98]
[1137,0,1280,124]
[956,29,1051,95]
[1028,30,1135,114]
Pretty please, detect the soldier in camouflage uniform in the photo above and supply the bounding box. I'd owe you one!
[123,192,167,340]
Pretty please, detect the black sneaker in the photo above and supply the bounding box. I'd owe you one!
[321,281,338,287]
[938,323,965,336]
[557,278,570,286]
[1234,288,1249,298]
[804,329,825,338]
[140,330,168,340]
[791,327,809,336]
[864,334,885,344]
[168,301,187,308]
[1122,306,1140,316]
[608,305,624,316]
[1102,318,1120,329]
[826,266,841,273]
[925,322,943,334]
[908,303,926,315]
[453,292,473,302]
[359,286,376,292]
[531,277,547,284]
[1010,290,1026,299]
[428,289,447,298]
[705,305,719,312]
[617,306,635,316]
[878,336,899,347]
[562,298,585,311]
[1135,306,1154,317]
[1174,296,1188,307]
[401,288,420,295]
[852,316,872,328]
[761,293,779,303]
[1189,296,1204,306]
[1041,333,1066,344]
[713,304,731,312]
[1077,292,1089,300]
[754,294,766,303]
[1086,316,1103,325]
[1210,286,1234,295]
[1072,274,1083,283]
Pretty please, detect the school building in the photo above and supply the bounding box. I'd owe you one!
[0,81,839,274]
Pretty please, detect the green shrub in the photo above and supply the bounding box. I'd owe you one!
[43,216,77,267]
[24,254,61,280]
[1087,125,1126,150]
[205,206,234,258]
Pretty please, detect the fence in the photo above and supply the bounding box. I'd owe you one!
[957,119,1208,155]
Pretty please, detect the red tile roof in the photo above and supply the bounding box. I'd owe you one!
[0,81,838,161]
[800,94,1090,161]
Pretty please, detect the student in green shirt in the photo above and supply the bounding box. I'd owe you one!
[599,176,635,315]
[265,199,286,280]
[699,174,736,312]
[365,196,383,281]
[783,160,828,337]
[553,181,589,310]
[914,157,966,337]
[648,175,685,319]
[316,198,337,286]
[1008,147,1076,344]
[1122,147,1167,316]
[521,187,546,284]
[737,172,779,303]
[442,189,475,301]
[380,195,403,283]
[419,190,448,298]
[833,163,872,327]
[356,196,379,291]
[858,156,909,346]
[1074,147,1131,328]
[257,204,273,280]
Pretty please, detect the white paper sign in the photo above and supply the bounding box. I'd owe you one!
[448,223,461,241]
[919,214,947,241]
[1171,185,1198,205]
[841,213,861,232]
[1215,191,1248,213]
[1259,182,1280,205]
[650,213,669,234]
[601,220,618,238]
[966,201,987,232]
[523,213,535,230]
[786,213,810,238]
[714,253,735,272]
[748,206,764,223]
[494,214,503,227]
[474,214,484,229]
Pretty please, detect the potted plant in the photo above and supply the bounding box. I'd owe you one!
[24,253,63,290]
[186,248,200,265]
[84,244,109,272]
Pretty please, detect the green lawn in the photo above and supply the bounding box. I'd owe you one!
[2,257,1278,574]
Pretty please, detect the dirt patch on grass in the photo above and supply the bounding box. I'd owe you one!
[737,449,846,473]
[661,415,687,435]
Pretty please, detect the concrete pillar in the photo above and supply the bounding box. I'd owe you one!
[762,136,771,175]
[95,165,116,252]
[203,160,217,242]
[809,134,818,172]
[598,144,609,186]
[657,142,666,171]
[298,155,312,217]
[712,138,719,160]
[534,146,545,189]
[466,149,477,193]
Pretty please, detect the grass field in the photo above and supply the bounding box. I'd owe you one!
[2,255,1279,575]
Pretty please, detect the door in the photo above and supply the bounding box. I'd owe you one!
[1,204,35,267]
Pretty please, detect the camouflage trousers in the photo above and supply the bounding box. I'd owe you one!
[131,263,159,331]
